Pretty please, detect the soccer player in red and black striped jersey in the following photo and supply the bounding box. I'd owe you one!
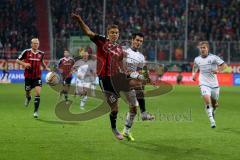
[72,13,140,140]
[58,50,75,101]
[16,38,50,118]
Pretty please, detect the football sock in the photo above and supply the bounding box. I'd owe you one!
[34,96,40,112]
[138,98,146,113]
[205,105,214,123]
[136,87,146,113]
[26,95,31,102]
[110,111,118,129]
[64,91,68,101]
[124,112,137,134]
[91,84,96,96]
[80,95,88,107]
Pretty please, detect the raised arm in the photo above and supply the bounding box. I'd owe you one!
[71,13,96,38]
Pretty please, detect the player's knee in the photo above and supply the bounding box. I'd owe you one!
[111,105,118,112]
[203,95,211,104]
[26,91,31,95]
[110,110,118,117]
[130,106,137,114]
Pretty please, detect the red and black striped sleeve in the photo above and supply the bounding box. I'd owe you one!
[17,49,28,60]
[90,34,106,46]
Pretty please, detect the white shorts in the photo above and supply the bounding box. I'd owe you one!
[76,81,91,95]
[200,85,220,100]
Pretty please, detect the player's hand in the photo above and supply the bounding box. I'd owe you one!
[71,13,82,21]
[24,63,31,69]
[192,75,196,81]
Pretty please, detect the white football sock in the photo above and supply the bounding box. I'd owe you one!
[80,95,88,107]
[205,104,215,123]
[124,112,136,134]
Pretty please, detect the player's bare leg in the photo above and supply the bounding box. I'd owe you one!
[33,86,41,118]
[25,90,32,107]
[211,97,219,118]
[80,87,88,110]
[203,95,216,128]
[61,84,70,101]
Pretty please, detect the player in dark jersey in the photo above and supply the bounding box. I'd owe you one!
[72,13,139,140]
[16,38,50,118]
[58,50,75,101]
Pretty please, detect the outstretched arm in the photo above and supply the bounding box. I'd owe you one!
[71,13,96,38]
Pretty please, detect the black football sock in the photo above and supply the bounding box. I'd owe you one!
[34,96,40,112]
[64,93,68,101]
[110,111,118,129]
[138,98,146,113]
[26,95,31,102]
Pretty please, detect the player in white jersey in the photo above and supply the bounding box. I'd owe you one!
[192,41,228,128]
[124,33,155,120]
[121,33,154,141]
[75,52,96,109]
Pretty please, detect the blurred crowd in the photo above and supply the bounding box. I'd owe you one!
[188,0,240,41]
[0,0,38,59]
[50,0,239,65]
[51,0,239,41]
[0,0,239,63]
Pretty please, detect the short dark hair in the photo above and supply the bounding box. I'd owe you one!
[107,24,119,31]
[131,32,144,39]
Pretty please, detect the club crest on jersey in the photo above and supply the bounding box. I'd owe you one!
[208,60,211,64]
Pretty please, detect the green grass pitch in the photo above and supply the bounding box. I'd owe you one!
[0,84,239,160]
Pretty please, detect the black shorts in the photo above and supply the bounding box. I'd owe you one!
[99,76,119,98]
[111,73,131,92]
[99,74,130,97]
[63,77,72,85]
[25,78,42,91]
